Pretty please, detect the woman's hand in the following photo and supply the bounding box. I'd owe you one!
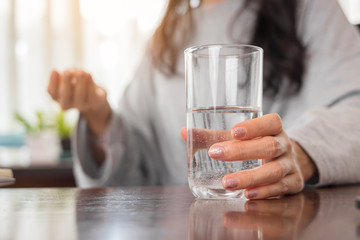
[47,70,111,136]
[209,113,318,199]
[181,113,318,199]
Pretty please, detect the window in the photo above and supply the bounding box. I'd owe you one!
[0,0,166,133]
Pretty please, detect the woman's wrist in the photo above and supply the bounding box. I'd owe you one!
[85,103,111,167]
[85,101,112,136]
[88,129,106,166]
[291,140,318,182]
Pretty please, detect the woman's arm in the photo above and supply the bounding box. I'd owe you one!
[48,70,112,166]
[287,0,360,186]
[72,55,164,187]
[287,95,360,186]
[181,0,360,198]
[48,70,112,137]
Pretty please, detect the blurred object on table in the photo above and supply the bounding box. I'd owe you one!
[0,134,30,168]
[0,168,15,187]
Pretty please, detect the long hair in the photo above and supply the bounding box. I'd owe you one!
[150,0,305,96]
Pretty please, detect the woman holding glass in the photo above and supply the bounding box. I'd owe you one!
[48,0,360,199]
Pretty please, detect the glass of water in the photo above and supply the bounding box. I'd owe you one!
[185,44,263,199]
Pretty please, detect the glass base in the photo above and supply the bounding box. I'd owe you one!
[190,186,248,200]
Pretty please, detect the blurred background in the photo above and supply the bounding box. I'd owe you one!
[0,0,166,187]
[0,0,359,187]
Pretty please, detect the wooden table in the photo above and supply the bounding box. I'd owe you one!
[0,185,359,240]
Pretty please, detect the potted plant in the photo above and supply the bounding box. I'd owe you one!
[15,112,60,165]
[55,111,74,161]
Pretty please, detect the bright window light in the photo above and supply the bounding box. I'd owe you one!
[339,0,360,24]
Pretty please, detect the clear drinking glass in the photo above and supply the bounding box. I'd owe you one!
[185,44,263,199]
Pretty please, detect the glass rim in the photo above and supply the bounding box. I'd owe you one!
[184,44,263,58]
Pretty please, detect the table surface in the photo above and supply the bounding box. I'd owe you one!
[0,185,359,240]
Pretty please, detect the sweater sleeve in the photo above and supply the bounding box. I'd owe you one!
[73,55,164,187]
[287,0,360,186]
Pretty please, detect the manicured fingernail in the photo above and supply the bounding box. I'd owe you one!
[232,127,246,138]
[246,189,258,199]
[209,147,225,158]
[223,178,239,189]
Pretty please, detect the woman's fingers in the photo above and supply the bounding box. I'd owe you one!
[58,70,74,110]
[180,127,187,141]
[87,73,104,108]
[50,69,99,112]
[73,70,90,112]
[209,131,290,161]
[48,70,60,101]
[183,128,232,150]
[231,113,282,140]
[222,155,293,190]
[244,173,304,200]
[182,113,283,154]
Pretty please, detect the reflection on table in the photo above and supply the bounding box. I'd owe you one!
[189,192,319,240]
[0,185,359,240]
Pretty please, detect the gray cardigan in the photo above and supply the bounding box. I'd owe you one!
[73,0,360,188]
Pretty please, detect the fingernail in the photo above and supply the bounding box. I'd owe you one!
[232,127,247,138]
[223,178,239,189]
[208,147,225,158]
[246,189,258,199]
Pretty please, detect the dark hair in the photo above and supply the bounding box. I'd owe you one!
[150,0,305,96]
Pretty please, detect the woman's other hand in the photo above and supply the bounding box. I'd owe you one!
[208,113,318,199]
[47,70,111,136]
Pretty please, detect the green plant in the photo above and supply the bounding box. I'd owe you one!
[55,111,74,139]
[15,110,74,138]
[15,112,50,134]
